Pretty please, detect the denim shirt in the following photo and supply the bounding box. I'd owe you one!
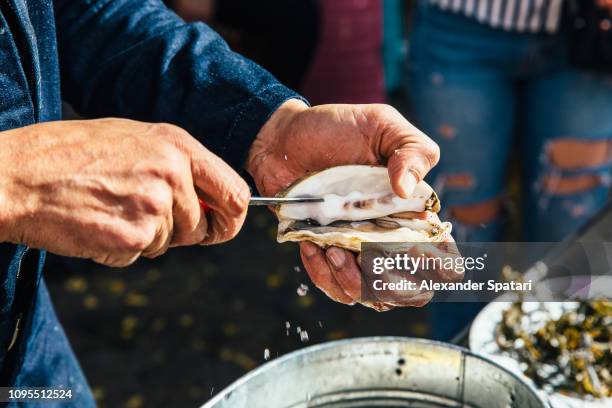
[0,0,301,405]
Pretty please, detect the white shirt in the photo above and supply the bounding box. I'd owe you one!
[429,0,565,33]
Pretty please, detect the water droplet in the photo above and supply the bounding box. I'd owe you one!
[293,265,301,273]
[297,283,309,296]
[300,330,309,342]
[264,348,270,360]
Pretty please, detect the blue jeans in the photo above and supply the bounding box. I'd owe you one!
[407,3,612,340]
[408,2,612,244]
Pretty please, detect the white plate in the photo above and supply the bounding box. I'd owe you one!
[469,300,612,408]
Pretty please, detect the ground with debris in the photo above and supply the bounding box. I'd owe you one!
[46,207,431,408]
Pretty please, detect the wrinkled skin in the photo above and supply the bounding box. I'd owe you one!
[247,100,463,310]
[0,118,250,267]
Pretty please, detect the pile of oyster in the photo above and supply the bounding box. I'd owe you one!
[275,165,452,251]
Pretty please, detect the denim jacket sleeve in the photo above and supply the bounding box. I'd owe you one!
[53,0,305,169]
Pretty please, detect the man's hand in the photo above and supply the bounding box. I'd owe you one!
[0,118,250,267]
[246,100,457,309]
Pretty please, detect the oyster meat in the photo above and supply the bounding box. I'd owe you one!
[275,165,452,252]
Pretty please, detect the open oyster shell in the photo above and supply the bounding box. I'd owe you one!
[275,165,452,252]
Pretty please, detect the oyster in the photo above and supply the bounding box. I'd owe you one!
[276,165,452,252]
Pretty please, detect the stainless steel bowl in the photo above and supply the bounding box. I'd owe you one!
[202,337,549,408]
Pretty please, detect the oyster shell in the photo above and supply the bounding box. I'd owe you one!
[276,165,452,252]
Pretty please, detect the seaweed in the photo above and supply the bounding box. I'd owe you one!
[496,300,611,398]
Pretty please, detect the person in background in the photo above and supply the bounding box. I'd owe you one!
[169,0,320,90]
[171,0,387,104]
[406,0,612,340]
[301,0,386,104]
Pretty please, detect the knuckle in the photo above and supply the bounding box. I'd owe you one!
[157,148,189,186]
[133,183,172,216]
[234,180,251,208]
[152,122,185,140]
[214,221,241,244]
[117,227,152,253]
[223,179,251,216]
[143,245,168,259]
[365,104,401,125]
[423,140,440,166]
[379,104,400,117]
[94,253,136,268]
[224,223,241,241]
[175,226,206,246]
[180,206,202,236]
[138,192,169,217]
[369,103,398,116]
[93,255,115,267]
[152,123,193,153]
[110,257,137,268]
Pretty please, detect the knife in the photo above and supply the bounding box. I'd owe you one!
[198,197,323,212]
[249,197,324,206]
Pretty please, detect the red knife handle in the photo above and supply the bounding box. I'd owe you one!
[198,198,211,213]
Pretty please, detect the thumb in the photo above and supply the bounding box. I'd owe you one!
[386,146,435,198]
[365,105,440,199]
[382,126,440,199]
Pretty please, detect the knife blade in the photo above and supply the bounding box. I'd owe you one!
[249,197,324,206]
[198,197,324,212]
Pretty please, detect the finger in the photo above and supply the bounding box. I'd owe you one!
[325,247,363,302]
[170,181,208,247]
[197,168,250,245]
[160,125,250,245]
[142,212,173,259]
[131,181,173,258]
[300,242,355,305]
[362,302,396,312]
[369,266,428,307]
[409,241,463,283]
[369,106,440,198]
[93,252,141,268]
[386,139,439,198]
[387,290,434,308]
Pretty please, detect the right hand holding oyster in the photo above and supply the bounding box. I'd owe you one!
[246,101,463,309]
[277,165,462,310]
